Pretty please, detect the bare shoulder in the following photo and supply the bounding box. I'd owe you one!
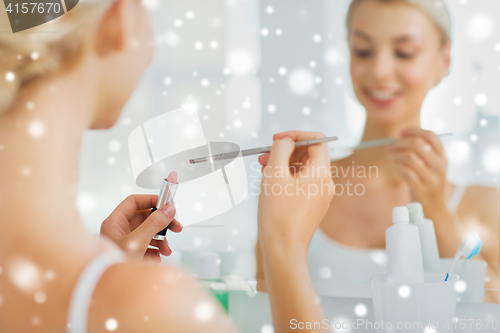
[458,185,499,225]
[88,260,238,333]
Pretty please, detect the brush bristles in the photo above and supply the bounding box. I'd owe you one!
[463,233,482,259]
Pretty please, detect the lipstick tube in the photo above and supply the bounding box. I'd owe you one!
[151,179,178,241]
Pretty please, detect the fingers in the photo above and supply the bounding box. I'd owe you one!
[122,204,176,255]
[391,150,437,185]
[144,248,162,263]
[267,137,295,169]
[394,163,422,190]
[401,128,446,155]
[150,239,172,256]
[112,195,158,220]
[391,137,442,172]
[258,153,270,166]
[168,218,183,233]
[273,131,328,163]
[392,130,447,175]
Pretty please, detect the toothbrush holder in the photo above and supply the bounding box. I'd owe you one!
[371,272,459,333]
[434,258,487,303]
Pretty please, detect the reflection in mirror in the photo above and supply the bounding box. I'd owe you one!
[254,0,499,304]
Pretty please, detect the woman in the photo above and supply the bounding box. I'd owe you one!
[0,0,333,331]
[256,0,499,302]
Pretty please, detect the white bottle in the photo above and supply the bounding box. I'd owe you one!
[407,202,441,272]
[196,252,229,312]
[386,207,425,283]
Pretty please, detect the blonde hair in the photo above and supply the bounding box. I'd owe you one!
[0,0,116,114]
[346,0,452,44]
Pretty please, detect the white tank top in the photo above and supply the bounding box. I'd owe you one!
[307,186,467,285]
[67,250,126,333]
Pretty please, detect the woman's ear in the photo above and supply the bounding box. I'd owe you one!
[94,0,127,57]
[439,40,452,80]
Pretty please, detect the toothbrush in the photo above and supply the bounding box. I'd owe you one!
[445,232,482,281]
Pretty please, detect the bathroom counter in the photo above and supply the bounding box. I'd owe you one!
[229,291,500,333]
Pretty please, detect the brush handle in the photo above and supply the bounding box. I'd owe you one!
[446,252,462,281]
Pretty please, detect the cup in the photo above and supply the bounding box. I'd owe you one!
[371,272,459,333]
[435,258,487,303]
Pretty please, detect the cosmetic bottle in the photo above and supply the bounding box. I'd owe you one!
[386,207,425,283]
[196,252,229,312]
[407,202,441,272]
[219,251,254,294]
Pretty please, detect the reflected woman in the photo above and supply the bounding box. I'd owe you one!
[257,0,499,303]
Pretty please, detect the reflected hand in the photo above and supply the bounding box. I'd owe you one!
[258,131,334,254]
[390,128,448,212]
[100,195,183,263]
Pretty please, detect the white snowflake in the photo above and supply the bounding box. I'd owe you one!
[228,50,255,76]
[354,303,367,317]
[77,194,97,214]
[209,40,219,49]
[28,120,45,139]
[5,72,15,82]
[194,301,214,322]
[108,140,121,152]
[34,291,47,304]
[398,285,411,298]
[21,166,31,177]
[319,266,331,279]
[105,318,118,331]
[142,0,159,11]
[467,13,494,41]
[201,79,210,87]
[261,324,274,333]
[193,237,202,247]
[288,68,314,95]
[7,257,44,294]
[482,146,500,173]
[194,41,204,50]
[475,93,488,106]
[454,280,467,293]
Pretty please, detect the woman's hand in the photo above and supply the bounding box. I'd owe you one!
[257,131,334,255]
[390,128,448,214]
[256,131,333,333]
[100,195,183,263]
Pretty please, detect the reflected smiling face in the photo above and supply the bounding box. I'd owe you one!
[347,0,451,125]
